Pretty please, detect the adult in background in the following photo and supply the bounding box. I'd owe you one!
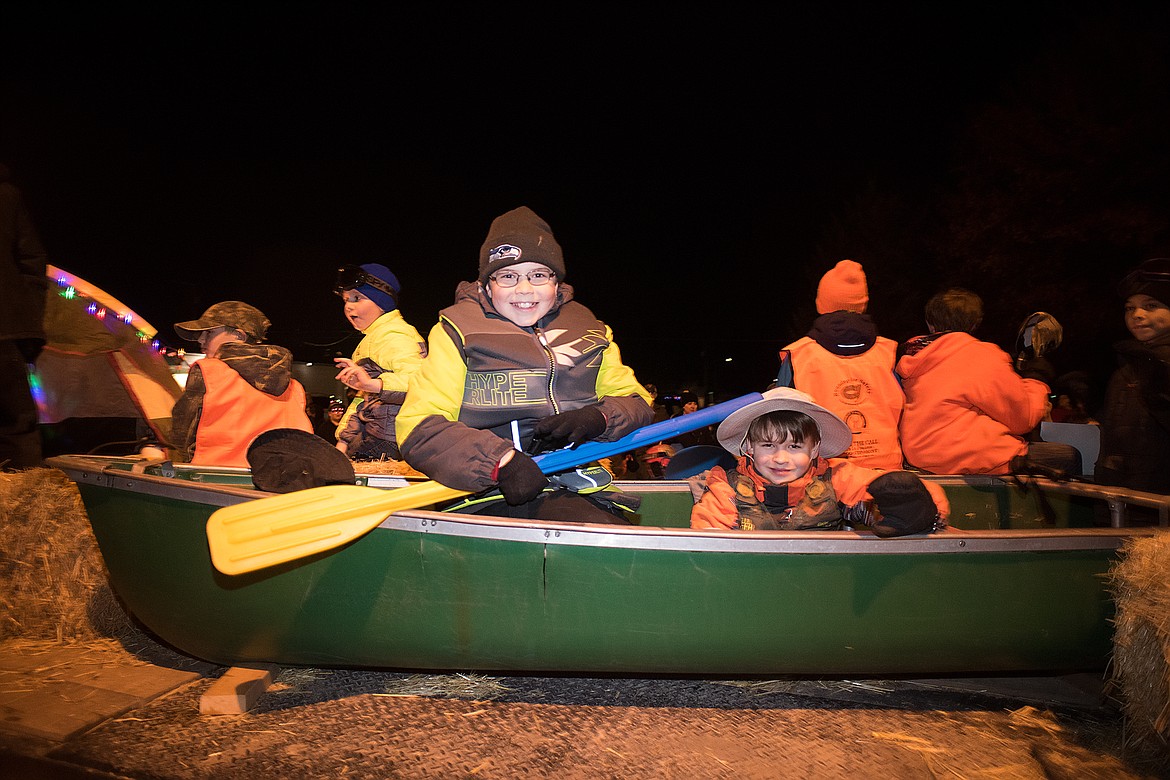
[397,206,653,523]
[776,259,904,470]
[0,164,49,469]
[667,390,718,449]
[1096,258,1170,499]
[171,301,312,466]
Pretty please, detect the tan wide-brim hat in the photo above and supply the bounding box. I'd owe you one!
[716,387,853,458]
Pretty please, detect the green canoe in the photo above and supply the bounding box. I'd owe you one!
[47,454,1166,676]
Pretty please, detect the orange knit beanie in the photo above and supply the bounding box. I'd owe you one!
[815,259,869,314]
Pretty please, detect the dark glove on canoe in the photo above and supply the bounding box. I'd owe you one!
[497,452,550,506]
[867,471,939,538]
[533,405,607,447]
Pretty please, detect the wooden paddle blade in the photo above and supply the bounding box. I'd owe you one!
[207,481,467,575]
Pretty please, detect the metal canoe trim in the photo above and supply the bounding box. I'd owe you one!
[49,457,258,508]
[379,510,1151,555]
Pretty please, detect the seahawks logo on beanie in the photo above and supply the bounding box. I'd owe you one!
[489,244,523,265]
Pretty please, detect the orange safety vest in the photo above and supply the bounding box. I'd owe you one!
[191,358,312,467]
[784,337,905,470]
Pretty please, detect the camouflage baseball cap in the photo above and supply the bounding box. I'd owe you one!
[174,301,270,342]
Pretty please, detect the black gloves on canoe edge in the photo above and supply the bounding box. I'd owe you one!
[866,471,940,538]
[497,451,550,505]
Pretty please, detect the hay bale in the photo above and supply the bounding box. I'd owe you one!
[353,459,426,478]
[0,467,134,642]
[1108,531,1170,769]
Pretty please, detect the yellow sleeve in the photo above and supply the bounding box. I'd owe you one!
[596,325,652,405]
[395,319,467,446]
[364,313,427,395]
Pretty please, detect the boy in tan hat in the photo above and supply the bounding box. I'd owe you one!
[171,301,313,466]
[690,388,948,536]
[397,206,653,523]
[776,259,905,470]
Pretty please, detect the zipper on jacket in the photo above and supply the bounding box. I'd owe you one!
[535,327,559,414]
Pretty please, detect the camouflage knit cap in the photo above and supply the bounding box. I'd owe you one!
[174,301,270,342]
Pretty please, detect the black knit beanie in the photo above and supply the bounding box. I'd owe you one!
[478,206,566,285]
[1118,257,1170,305]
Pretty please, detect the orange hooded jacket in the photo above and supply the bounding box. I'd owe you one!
[895,332,1049,475]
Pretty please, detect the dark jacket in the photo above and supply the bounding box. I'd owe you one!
[1095,332,1170,495]
[0,170,49,352]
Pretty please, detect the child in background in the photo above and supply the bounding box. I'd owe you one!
[171,301,312,466]
[691,388,949,537]
[1096,257,1170,497]
[332,263,427,461]
[896,287,1078,475]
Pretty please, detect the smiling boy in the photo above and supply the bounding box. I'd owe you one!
[396,206,653,523]
[690,387,949,537]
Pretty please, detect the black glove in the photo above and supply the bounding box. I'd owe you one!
[866,471,939,538]
[533,405,607,447]
[496,452,549,506]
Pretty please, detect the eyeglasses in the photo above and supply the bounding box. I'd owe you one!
[489,269,557,288]
[335,265,399,304]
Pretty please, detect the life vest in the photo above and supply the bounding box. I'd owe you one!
[192,358,312,467]
[784,337,904,470]
[727,466,844,531]
[440,299,609,444]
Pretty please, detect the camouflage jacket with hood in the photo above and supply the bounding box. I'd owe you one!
[170,341,303,462]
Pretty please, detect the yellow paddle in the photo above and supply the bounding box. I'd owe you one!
[207,393,762,575]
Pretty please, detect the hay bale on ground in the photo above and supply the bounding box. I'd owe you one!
[0,467,134,642]
[1109,530,1170,770]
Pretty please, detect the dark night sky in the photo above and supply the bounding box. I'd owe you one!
[3,4,1166,396]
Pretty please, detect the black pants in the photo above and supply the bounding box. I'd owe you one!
[467,489,634,525]
[1024,441,1082,476]
[0,340,42,469]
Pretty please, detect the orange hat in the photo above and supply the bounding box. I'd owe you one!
[815,259,869,314]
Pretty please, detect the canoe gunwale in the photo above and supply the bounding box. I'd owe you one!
[385,509,1152,554]
[53,458,257,508]
[47,455,1159,556]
